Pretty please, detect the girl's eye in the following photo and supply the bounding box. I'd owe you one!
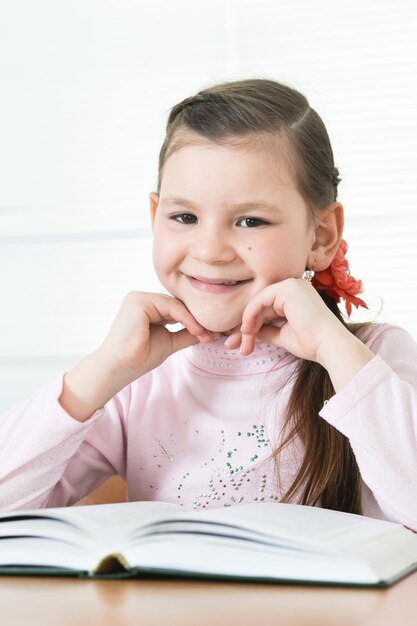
[237,216,268,228]
[171,213,197,224]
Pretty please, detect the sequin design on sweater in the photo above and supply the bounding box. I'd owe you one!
[143,422,280,510]
[189,423,280,510]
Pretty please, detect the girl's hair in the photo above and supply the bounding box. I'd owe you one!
[157,78,367,514]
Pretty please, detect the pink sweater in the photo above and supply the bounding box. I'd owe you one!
[1,323,417,529]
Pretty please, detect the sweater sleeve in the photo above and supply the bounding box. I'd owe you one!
[319,324,417,530]
[0,374,129,510]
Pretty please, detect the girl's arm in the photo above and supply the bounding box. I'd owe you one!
[0,373,124,510]
[319,324,417,530]
[0,291,212,510]
[229,279,417,529]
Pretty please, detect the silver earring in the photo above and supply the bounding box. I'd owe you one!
[302,269,315,283]
[302,260,316,283]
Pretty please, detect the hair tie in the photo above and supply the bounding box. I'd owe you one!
[312,239,368,316]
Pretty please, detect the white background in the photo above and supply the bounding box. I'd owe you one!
[1,0,416,409]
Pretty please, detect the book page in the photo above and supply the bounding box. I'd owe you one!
[54,500,183,531]
[1,501,416,582]
[0,500,410,566]
[0,501,182,551]
[131,502,404,553]
[43,500,405,555]
[0,501,183,572]
[57,501,185,560]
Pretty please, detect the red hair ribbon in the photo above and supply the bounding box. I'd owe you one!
[312,239,368,316]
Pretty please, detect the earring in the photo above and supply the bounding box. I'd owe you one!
[302,269,315,283]
[302,260,316,283]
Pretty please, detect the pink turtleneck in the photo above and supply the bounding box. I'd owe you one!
[1,323,417,530]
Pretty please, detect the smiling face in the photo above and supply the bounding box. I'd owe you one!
[150,138,318,332]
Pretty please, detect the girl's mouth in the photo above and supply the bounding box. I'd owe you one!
[185,275,250,294]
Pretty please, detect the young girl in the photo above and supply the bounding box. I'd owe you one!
[1,79,417,530]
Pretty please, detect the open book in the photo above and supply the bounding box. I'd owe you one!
[1,500,417,586]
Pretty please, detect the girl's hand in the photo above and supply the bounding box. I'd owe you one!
[224,279,351,359]
[224,278,374,391]
[59,292,212,422]
[98,291,213,383]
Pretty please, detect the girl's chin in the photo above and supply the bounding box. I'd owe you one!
[191,313,242,334]
[172,295,243,333]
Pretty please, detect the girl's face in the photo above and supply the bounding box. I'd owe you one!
[150,140,317,333]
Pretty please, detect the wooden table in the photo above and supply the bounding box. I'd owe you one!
[2,572,417,626]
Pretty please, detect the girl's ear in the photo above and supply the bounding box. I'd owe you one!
[149,192,159,228]
[308,202,344,271]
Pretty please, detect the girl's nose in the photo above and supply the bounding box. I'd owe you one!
[190,226,236,264]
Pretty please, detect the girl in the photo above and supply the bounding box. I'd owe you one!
[1,79,417,530]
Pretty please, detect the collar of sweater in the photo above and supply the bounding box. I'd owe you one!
[185,335,296,375]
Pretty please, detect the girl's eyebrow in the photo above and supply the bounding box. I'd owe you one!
[160,195,283,213]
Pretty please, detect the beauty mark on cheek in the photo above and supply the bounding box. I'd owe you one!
[248,246,252,251]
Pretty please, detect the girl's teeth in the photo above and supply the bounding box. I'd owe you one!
[224,281,239,285]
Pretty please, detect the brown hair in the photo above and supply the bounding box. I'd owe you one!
[156,78,368,514]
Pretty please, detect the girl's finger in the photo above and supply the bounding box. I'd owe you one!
[240,285,283,334]
[169,327,201,354]
[155,298,213,341]
[243,306,278,337]
[239,333,257,356]
[255,324,283,346]
[224,331,242,350]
